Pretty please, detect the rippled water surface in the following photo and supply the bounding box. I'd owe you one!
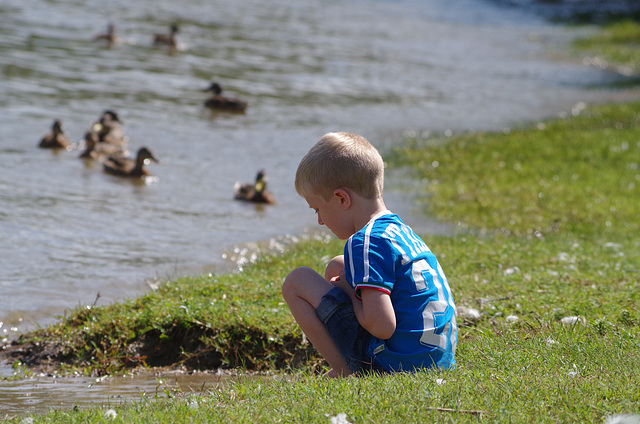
[0,0,631,339]
[0,368,254,415]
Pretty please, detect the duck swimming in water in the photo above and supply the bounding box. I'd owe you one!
[203,82,248,113]
[39,120,71,149]
[90,110,128,147]
[95,23,116,45]
[79,131,127,161]
[153,23,179,47]
[103,147,158,178]
[234,169,275,204]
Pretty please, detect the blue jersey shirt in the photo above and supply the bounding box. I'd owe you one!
[344,210,457,371]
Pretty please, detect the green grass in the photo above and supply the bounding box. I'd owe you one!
[387,101,640,239]
[574,19,640,76]
[3,24,640,424]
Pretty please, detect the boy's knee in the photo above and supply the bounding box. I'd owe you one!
[282,266,314,297]
[324,255,345,281]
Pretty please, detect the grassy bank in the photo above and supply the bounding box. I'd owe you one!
[3,21,640,424]
[573,19,640,76]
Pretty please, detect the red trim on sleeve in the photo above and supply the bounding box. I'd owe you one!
[354,284,391,301]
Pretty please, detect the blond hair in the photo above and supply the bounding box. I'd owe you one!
[295,132,384,200]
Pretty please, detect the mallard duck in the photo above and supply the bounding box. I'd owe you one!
[39,120,71,149]
[95,23,116,44]
[153,24,179,47]
[103,147,158,178]
[234,170,275,204]
[203,82,248,112]
[79,131,127,161]
[90,110,128,147]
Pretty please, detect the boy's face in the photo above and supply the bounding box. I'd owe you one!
[304,191,353,240]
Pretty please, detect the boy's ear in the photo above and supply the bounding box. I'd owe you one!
[333,188,351,209]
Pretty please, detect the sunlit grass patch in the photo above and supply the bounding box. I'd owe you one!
[387,101,640,239]
[574,19,640,76]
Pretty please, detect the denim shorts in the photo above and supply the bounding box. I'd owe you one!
[315,286,385,374]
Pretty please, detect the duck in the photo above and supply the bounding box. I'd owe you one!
[234,170,275,204]
[39,119,71,149]
[79,131,128,161]
[203,82,248,112]
[90,110,128,147]
[95,23,116,45]
[103,147,158,178]
[153,23,179,47]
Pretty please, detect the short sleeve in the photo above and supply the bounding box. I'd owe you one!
[347,233,396,299]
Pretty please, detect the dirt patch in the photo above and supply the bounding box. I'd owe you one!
[1,324,322,377]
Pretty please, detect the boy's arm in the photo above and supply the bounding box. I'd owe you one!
[334,279,396,339]
[358,289,396,339]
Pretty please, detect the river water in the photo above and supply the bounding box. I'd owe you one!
[0,0,635,414]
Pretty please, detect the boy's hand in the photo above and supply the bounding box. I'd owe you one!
[331,277,352,294]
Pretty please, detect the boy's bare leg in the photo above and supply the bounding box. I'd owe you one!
[282,266,352,377]
[324,255,345,282]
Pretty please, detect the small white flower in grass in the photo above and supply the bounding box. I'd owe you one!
[506,315,519,323]
[104,409,117,419]
[561,316,586,326]
[567,364,578,378]
[330,413,353,424]
[605,414,640,424]
[436,378,446,385]
[456,306,480,320]
[545,337,558,346]
[504,266,520,276]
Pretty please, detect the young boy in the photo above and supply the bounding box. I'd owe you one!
[282,132,457,377]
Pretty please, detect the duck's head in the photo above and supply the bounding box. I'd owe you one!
[101,110,121,124]
[52,119,64,133]
[205,82,223,95]
[170,24,180,34]
[137,147,159,164]
[255,169,268,192]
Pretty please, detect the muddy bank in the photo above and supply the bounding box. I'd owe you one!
[1,321,321,377]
